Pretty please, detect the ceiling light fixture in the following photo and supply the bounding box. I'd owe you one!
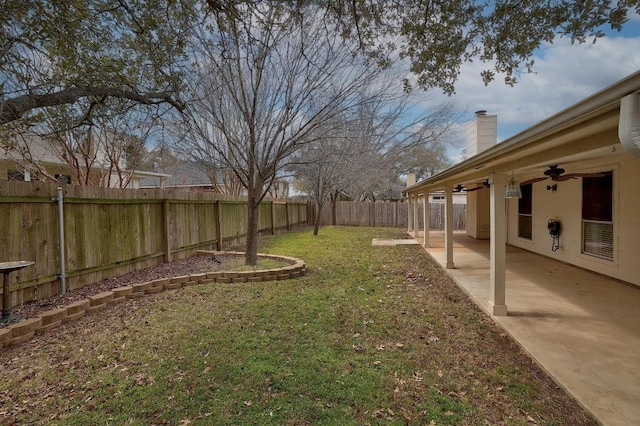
[505,171,522,199]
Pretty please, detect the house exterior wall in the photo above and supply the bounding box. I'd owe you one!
[467,188,490,239]
[616,155,640,284]
[1,158,149,188]
[0,161,10,181]
[507,154,640,287]
[467,191,478,237]
[0,159,77,183]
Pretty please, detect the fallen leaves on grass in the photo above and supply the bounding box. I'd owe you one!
[0,227,599,426]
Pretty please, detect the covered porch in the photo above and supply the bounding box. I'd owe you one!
[411,230,640,426]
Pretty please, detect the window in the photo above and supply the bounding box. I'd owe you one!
[55,174,72,184]
[518,183,532,239]
[582,171,613,260]
[7,169,38,181]
[7,170,25,181]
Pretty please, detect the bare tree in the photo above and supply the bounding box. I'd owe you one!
[97,125,154,189]
[179,3,387,264]
[290,86,458,232]
[289,121,354,235]
[337,95,458,201]
[3,100,160,187]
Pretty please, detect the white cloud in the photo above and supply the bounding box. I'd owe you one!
[421,32,640,144]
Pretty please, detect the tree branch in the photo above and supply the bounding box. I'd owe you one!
[0,86,185,125]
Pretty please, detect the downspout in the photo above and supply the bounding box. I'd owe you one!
[619,93,640,158]
[52,187,67,294]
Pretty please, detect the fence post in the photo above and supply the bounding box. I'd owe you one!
[371,203,376,227]
[54,186,67,294]
[285,202,290,231]
[215,200,222,251]
[270,201,276,235]
[162,199,171,262]
[395,202,399,228]
[307,200,313,225]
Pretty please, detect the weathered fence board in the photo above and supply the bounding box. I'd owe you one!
[319,201,466,230]
[0,181,310,309]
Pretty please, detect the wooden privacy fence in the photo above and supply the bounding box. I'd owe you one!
[0,181,311,310]
[319,201,466,230]
[423,203,467,231]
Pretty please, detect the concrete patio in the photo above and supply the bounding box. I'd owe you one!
[412,231,640,426]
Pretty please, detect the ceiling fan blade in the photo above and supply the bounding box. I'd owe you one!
[553,175,576,181]
[466,186,488,192]
[520,177,548,185]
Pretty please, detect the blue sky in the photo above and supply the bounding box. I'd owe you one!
[418,12,640,161]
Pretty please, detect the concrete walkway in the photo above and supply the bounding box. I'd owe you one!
[412,231,640,426]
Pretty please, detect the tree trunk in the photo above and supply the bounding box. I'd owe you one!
[245,201,260,265]
[331,198,337,226]
[314,202,323,235]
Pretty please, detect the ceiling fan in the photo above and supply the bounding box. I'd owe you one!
[452,180,490,193]
[521,165,604,185]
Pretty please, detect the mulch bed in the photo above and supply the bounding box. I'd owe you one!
[5,253,245,326]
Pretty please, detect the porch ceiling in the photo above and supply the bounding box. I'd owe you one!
[412,114,621,193]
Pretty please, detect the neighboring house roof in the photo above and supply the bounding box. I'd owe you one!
[375,187,404,201]
[139,163,211,188]
[139,161,289,198]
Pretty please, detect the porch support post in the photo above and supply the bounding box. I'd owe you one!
[444,184,454,269]
[413,194,419,238]
[489,172,508,316]
[423,193,430,247]
[407,194,414,233]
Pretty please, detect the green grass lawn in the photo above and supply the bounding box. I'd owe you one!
[0,227,595,425]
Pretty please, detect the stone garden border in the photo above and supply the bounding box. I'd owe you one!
[0,251,306,348]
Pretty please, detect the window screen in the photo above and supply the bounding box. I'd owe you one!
[582,171,613,260]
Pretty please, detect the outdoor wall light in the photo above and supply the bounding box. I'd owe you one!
[546,184,557,192]
[505,171,522,199]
